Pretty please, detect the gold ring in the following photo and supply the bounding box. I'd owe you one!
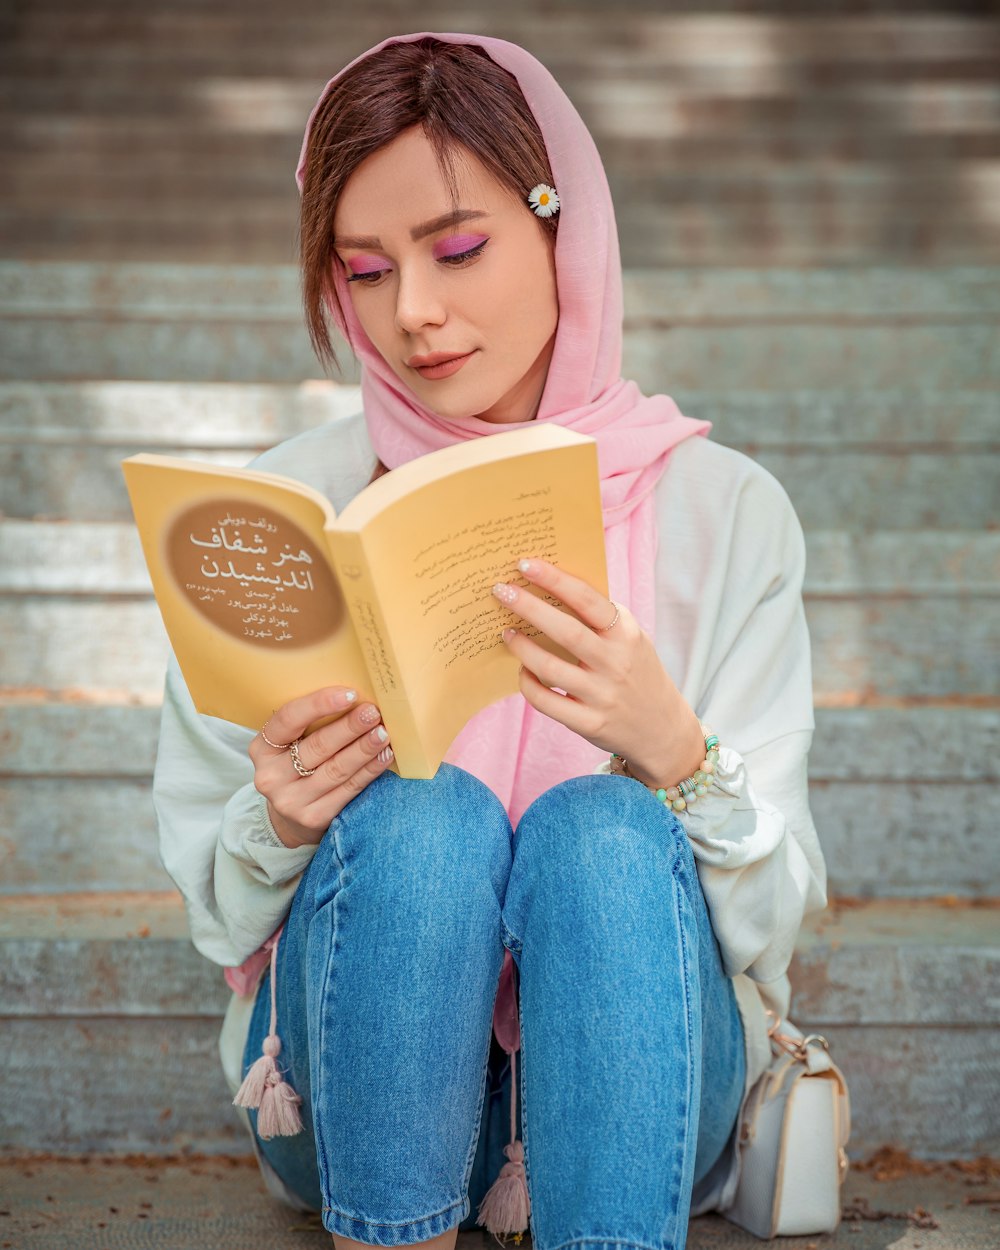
[260,717,295,751]
[289,740,317,778]
[594,602,620,632]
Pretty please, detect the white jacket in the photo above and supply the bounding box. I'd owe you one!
[152,412,829,1216]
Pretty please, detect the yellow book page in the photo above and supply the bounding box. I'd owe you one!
[123,456,372,731]
[334,430,608,770]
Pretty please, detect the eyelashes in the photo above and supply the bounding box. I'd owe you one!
[345,239,490,285]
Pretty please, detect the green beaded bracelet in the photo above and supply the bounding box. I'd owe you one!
[609,724,721,814]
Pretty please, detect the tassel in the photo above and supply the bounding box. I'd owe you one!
[477,1027,530,1242]
[232,934,303,1139]
[258,1066,304,1137]
[233,1033,281,1108]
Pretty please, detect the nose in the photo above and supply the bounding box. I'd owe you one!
[393,261,447,335]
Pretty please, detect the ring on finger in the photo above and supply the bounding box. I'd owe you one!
[289,739,316,778]
[260,717,295,750]
[593,601,620,632]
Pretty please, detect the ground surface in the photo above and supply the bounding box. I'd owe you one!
[0,1149,997,1250]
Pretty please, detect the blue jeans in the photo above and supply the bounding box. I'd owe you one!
[242,763,746,1249]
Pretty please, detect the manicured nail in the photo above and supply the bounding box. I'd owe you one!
[377,744,394,764]
[359,704,381,725]
[518,559,536,574]
[492,582,518,605]
[502,627,518,642]
[343,689,357,702]
[371,725,388,743]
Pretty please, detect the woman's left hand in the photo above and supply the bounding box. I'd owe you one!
[493,557,707,790]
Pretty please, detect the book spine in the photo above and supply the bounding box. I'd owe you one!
[326,528,434,779]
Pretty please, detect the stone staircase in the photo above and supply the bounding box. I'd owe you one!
[1,0,999,1181]
[3,1,999,267]
[1,261,997,1160]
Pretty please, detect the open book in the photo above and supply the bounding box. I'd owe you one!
[122,424,608,777]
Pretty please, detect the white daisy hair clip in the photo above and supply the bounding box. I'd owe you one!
[528,183,560,217]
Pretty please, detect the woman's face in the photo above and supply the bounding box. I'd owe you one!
[333,125,559,424]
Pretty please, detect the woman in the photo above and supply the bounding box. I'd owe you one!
[152,32,829,1250]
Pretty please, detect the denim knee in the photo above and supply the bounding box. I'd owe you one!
[512,771,690,871]
[310,761,514,912]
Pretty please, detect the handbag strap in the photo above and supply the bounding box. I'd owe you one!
[741,1014,851,1152]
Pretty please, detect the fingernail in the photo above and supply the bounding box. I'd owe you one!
[358,705,381,725]
[492,582,517,605]
[371,725,388,743]
[518,559,535,574]
[502,627,518,642]
[377,744,394,764]
[343,689,357,703]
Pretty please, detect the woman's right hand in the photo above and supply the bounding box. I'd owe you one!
[249,686,394,848]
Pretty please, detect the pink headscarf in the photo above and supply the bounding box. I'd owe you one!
[295,33,712,827]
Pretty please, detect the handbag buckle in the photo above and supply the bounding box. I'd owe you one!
[766,1011,830,1063]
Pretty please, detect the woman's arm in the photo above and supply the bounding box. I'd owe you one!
[152,655,320,966]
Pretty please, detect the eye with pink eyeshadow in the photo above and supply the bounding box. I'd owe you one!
[345,255,389,279]
[433,233,490,261]
[343,234,490,285]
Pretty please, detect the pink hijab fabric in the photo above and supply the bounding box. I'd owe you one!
[295,32,712,828]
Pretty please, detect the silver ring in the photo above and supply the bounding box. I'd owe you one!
[289,739,316,778]
[594,602,620,632]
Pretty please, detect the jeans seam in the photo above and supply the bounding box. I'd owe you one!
[311,900,337,1208]
[672,855,697,1225]
[501,918,522,953]
[320,1194,468,1226]
[461,1024,494,1197]
[517,973,533,1228]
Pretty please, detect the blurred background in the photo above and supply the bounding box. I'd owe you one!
[1,0,997,1183]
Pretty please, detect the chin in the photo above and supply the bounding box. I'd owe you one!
[418,384,509,423]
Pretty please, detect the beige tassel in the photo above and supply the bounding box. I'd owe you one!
[232,936,303,1139]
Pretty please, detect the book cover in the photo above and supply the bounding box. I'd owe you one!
[123,423,608,777]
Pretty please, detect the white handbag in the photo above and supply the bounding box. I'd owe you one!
[722,1012,851,1239]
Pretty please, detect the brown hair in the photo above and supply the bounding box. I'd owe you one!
[298,36,558,397]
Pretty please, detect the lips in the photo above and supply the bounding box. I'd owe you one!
[406,349,477,381]
[406,350,472,368]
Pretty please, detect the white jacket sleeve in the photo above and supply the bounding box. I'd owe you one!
[680,476,828,982]
[598,470,829,983]
[152,654,319,967]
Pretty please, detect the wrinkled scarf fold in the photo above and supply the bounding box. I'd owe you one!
[296,33,712,827]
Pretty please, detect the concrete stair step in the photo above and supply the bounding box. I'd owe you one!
[8,9,997,71]
[5,216,990,270]
[2,380,998,448]
[9,207,995,269]
[9,8,997,42]
[4,893,996,1024]
[7,703,993,783]
[5,261,995,321]
[3,768,995,900]
[1,892,996,1155]
[7,92,999,156]
[1,704,997,898]
[8,145,997,195]
[5,440,997,528]
[2,292,994,391]
[5,521,998,597]
[0,592,994,700]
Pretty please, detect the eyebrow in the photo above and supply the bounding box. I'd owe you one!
[333,208,490,251]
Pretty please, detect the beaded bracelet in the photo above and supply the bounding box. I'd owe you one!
[609,724,721,813]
